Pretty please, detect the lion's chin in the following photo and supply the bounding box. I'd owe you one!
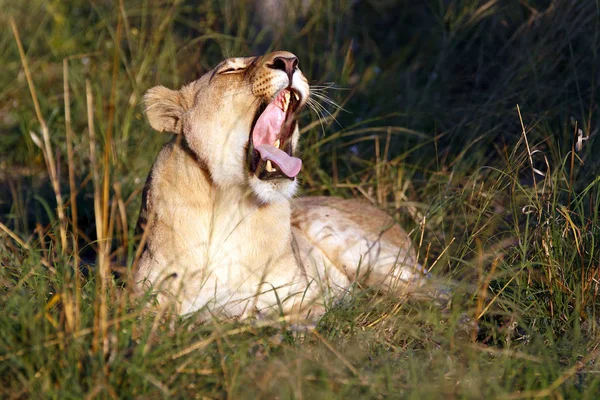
[248,174,298,204]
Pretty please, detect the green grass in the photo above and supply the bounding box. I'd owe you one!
[1,0,599,398]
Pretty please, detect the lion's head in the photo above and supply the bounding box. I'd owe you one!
[143,51,310,203]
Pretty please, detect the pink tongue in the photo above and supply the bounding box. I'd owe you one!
[253,101,285,148]
[255,144,302,177]
[252,91,302,178]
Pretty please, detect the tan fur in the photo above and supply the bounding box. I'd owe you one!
[134,51,427,321]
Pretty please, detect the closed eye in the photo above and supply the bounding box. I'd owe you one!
[219,67,245,75]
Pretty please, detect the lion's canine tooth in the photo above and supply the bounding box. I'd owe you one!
[293,92,299,101]
[266,160,274,172]
[273,139,280,149]
[283,91,291,110]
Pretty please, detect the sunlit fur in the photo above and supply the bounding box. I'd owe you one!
[135,51,428,321]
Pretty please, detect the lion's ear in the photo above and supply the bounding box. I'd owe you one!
[144,85,193,134]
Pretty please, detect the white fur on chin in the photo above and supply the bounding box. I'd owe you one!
[248,174,298,204]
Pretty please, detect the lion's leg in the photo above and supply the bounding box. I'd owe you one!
[291,197,428,295]
[338,237,427,292]
[295,222,427,292]
[289,229,353,311]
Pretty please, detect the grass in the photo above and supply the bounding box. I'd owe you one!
[1,0,599,398]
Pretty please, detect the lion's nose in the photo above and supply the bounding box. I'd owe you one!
[272,55,298,74]
[269,54,298,82]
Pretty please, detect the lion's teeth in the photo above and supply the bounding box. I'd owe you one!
[266,160,274,172]
[293,92,300,101]
[273,139,280,149]
[283,91,290,110]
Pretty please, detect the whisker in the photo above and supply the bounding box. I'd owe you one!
[306,98,327,134]
[310,82,347,91]
[311,98,343,129]
[306,97,336,135]
[310,92,347,113]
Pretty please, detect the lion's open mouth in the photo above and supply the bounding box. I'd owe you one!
[247,88,302,180]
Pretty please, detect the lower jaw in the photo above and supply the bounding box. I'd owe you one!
[257,168,295,181]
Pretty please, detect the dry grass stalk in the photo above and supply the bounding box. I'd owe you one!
[113,183,129,263]
[9,17,67,253]
[86,79,107,355]
[374,134,383,205]
[95,13,123,357]
[0,220,30,250]
[516,104,537,195]
[0,221,53,269]
[473,254,500,341]
[63,58,80,333]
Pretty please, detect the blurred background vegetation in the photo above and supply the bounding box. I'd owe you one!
[1,0,599,398]
[2,0,598,237]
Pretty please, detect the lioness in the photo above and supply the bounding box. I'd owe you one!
[135,51,427,321]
